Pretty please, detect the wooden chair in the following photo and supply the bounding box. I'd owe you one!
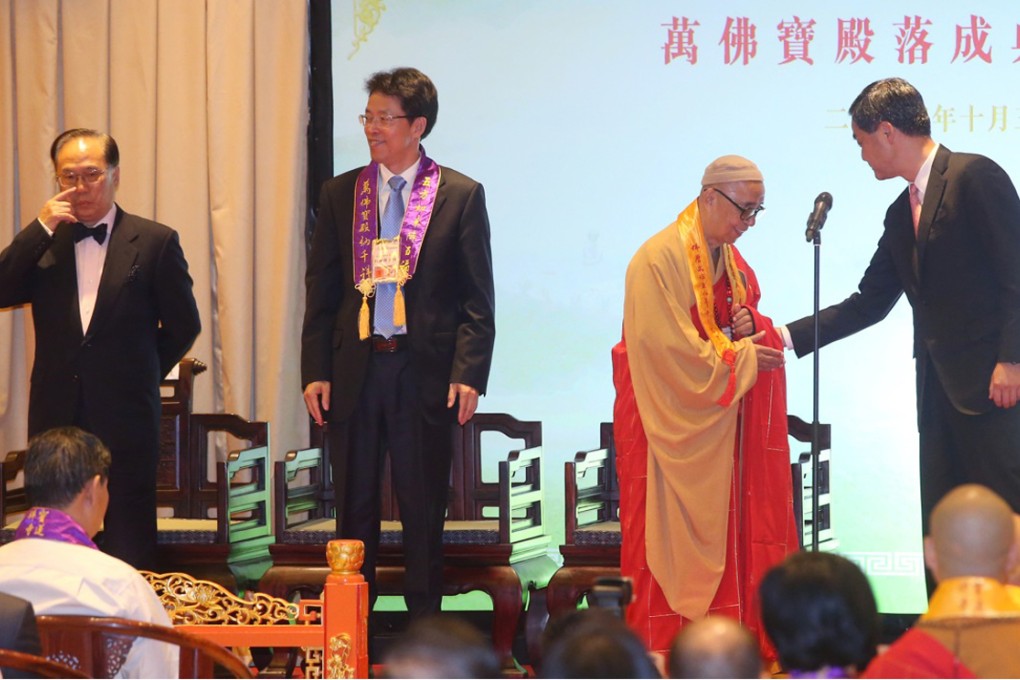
[546,422,621,620]
[36,614,254,679]
[0,449,27,529]
[144,539,370,679]
[155,444,275,588]
[158,357,207,517]
[0,648,90,679]
[260,413,557,668]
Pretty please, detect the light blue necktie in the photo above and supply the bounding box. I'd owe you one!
[374,175,406,338]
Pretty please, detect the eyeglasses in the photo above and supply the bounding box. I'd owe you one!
[712,188,765,222]
[57,168,107,188]
[358,113,412,128]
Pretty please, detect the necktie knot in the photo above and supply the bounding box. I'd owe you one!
[388,176,407,193]
[73,222,107,245]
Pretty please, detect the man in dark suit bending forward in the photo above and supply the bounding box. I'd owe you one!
[784,78,1020,537]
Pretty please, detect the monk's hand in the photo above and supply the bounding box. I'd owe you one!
[38,187,78,231]
[731,305,755,338]
[748,331,784,371]
[448,383,479,426]
[989,362,1020,408]
[303,380,331,426]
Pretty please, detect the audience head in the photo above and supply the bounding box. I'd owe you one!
[541,607,660,678]
[25,427,111,537]
[760,551,879,676]
[379,614,500,679]
[925,484,1017,583]
[669,616,763,679]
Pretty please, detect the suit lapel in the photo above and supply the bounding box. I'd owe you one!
[86,208,139,340]
[916,146,951,268]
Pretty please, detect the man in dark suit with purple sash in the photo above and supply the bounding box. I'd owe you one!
[302,68,495,618]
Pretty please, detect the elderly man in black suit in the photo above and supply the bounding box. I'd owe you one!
[784,77,1020,535]
[302,67,495,618]
[0,128,201,570]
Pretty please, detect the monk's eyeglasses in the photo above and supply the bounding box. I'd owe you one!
[712,188,765,222]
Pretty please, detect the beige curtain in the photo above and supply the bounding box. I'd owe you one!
[0,0,309,459]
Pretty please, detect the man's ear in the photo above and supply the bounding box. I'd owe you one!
[1005,538,1020,585]
[411,116,427,141]
[83,474,103,504]
[923,535,940,582]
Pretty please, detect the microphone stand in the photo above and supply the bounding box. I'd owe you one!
[809,228,822,552]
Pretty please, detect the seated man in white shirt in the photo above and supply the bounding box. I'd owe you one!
[0,426,178,678]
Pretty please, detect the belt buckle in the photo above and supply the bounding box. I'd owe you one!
[372,336,401,353]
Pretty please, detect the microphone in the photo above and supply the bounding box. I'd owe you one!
[805,192,833,241]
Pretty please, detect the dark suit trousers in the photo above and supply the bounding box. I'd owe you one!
[76,399,158,571]
[330,348,453,618]
[918,356,1020,531]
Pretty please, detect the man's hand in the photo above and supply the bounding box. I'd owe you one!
[38,188,78,231]
[747,330,784,371]
[731,305,754,338]
[303,380,331,426]
[989,362,1020,408]
[448,383,479,426]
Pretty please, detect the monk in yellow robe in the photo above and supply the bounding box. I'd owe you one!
[612,155,798,658]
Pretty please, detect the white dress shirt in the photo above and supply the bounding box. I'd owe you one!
[0,538,178,678]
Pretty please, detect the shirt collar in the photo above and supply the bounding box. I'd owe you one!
[84,204,118,232]
[911,143,940,198]
[378,158,420,191]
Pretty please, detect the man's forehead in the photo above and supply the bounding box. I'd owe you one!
[365,94,404,113]
[57,138,103,164]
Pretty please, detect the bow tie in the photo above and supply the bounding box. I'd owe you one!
[73,222,107,245]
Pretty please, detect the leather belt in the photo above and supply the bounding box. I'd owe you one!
[370,335,407,353]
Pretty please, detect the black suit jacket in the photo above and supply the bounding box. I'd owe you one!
[0,207,201,451]
[302,164,495,424]
[788,146,1020,415]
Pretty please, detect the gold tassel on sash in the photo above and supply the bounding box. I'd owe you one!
[359,295,370,340]
[393,284,406,327]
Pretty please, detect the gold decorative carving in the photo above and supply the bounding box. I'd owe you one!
[305,646,324,679]
[141,571,302,625]
[326,539,365,574]
[349,0,386,59]
[325,633,354,678]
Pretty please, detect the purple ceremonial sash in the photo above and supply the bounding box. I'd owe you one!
[15,506,97,549]
[352,150,441,298]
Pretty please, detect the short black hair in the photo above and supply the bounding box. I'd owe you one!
[760,551,880,674]
[365,67,439,139]
[25,427,111,509]
[50,128,120,169]
[849,77,931,137]
[541,608,660,678]
[380,614,500,679]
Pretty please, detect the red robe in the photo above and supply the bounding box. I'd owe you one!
[612,243,797,658]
